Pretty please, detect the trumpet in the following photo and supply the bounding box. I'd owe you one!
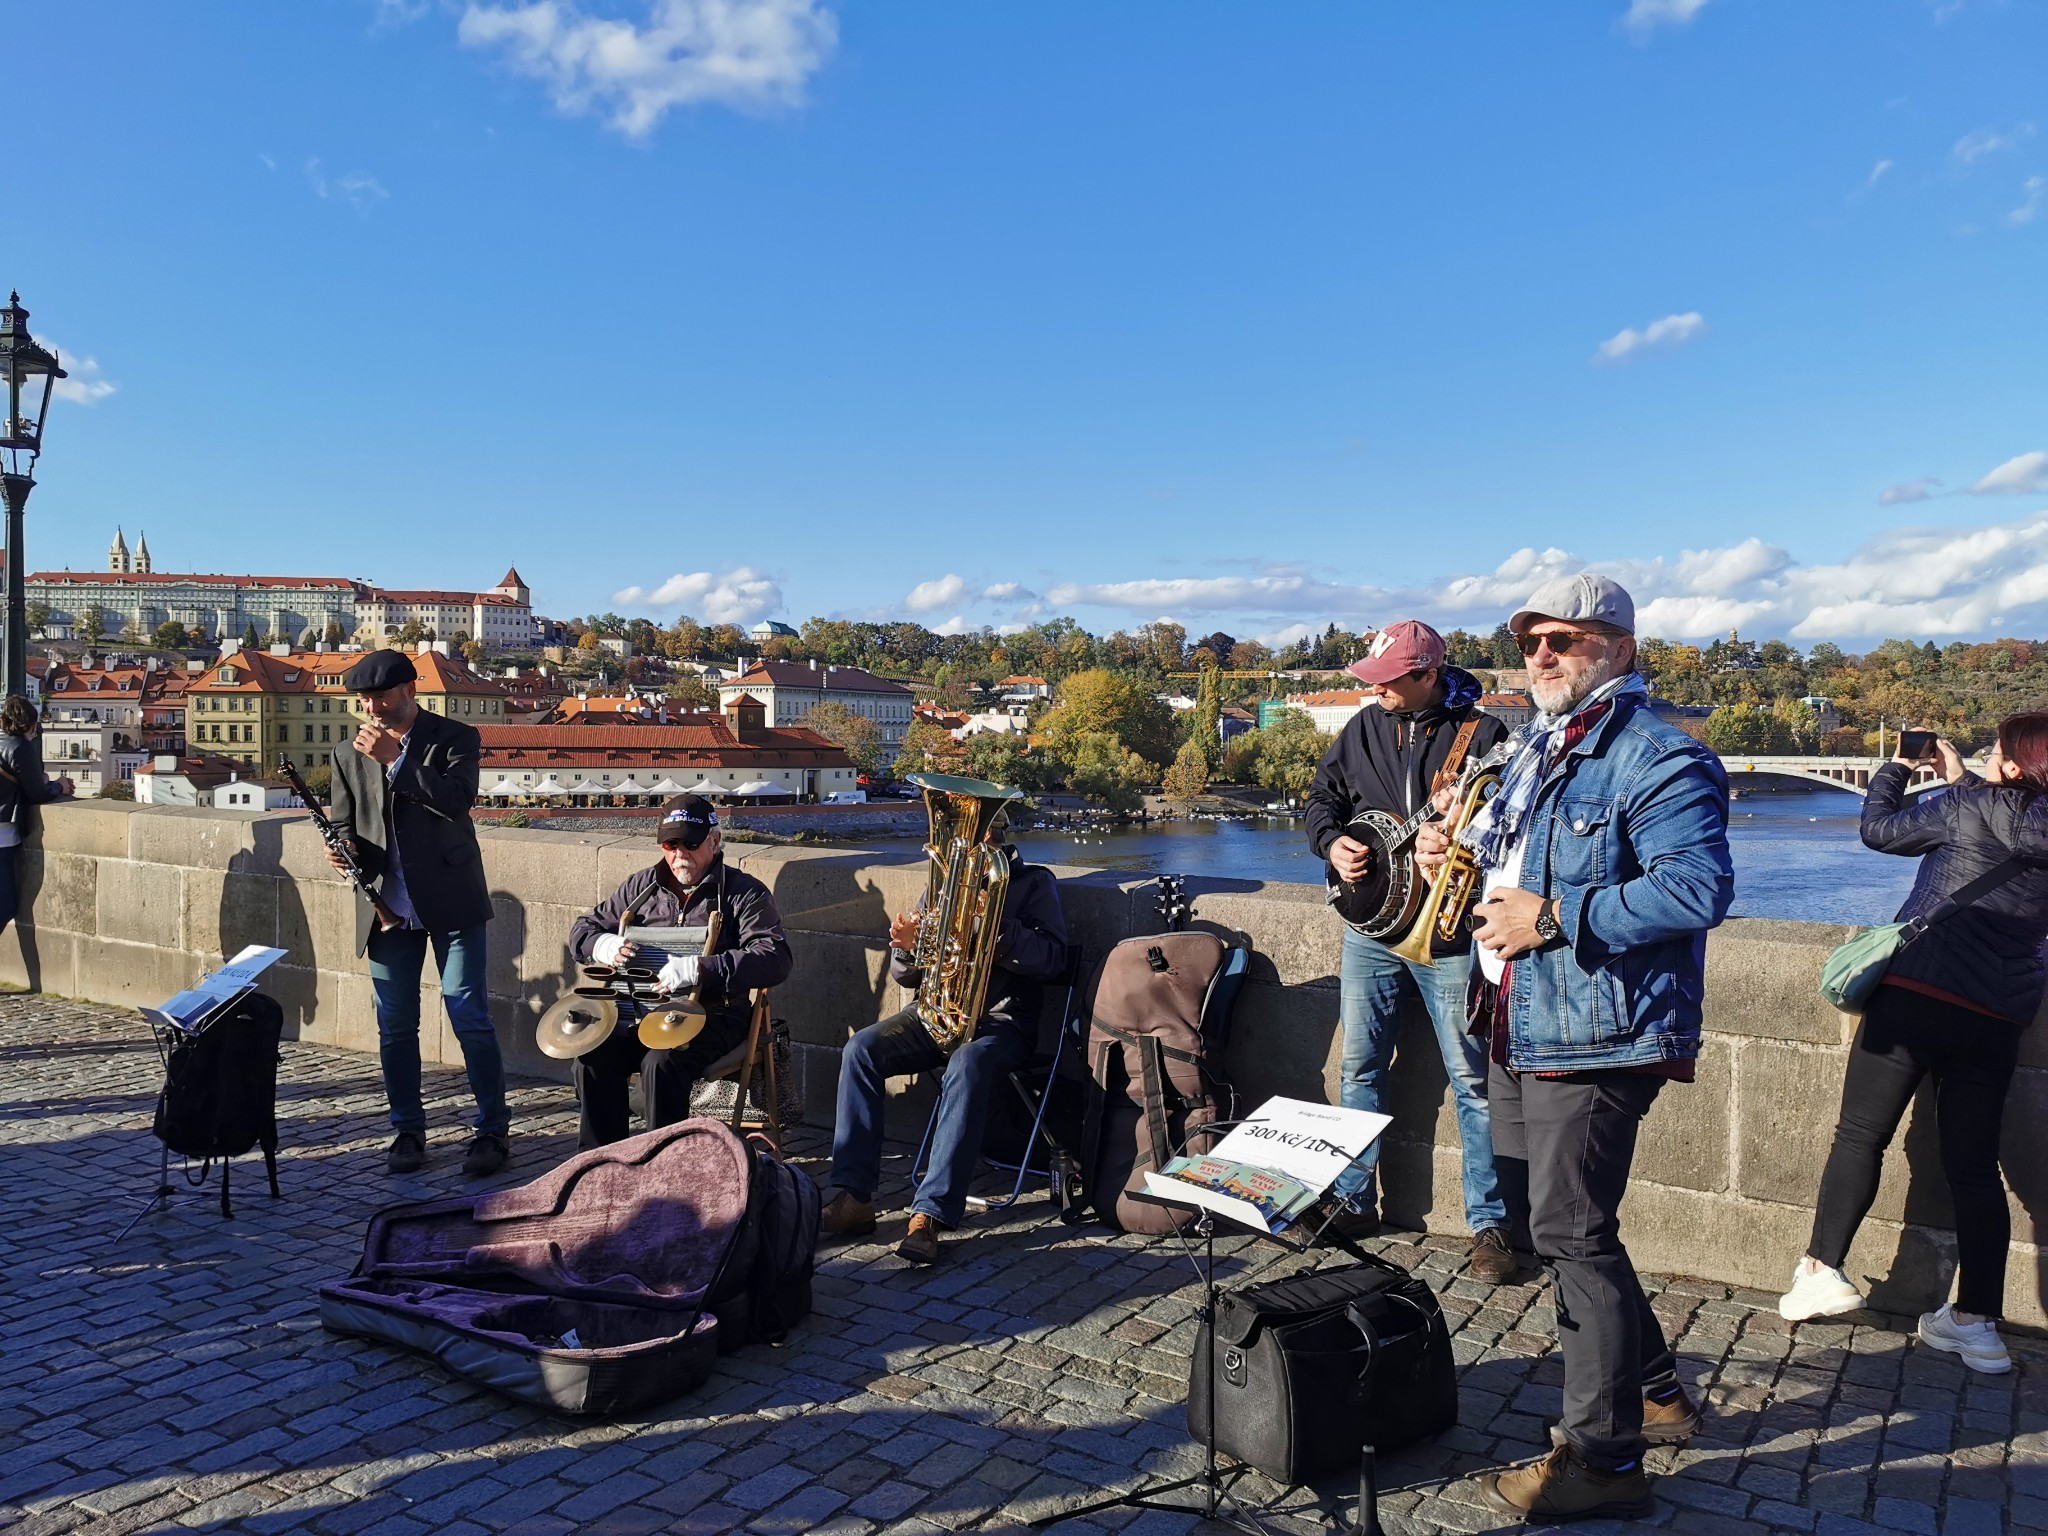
[1387,755,1505,968]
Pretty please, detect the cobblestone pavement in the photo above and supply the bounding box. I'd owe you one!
[4,992,2046,1536]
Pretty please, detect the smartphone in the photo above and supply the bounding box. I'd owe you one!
[1899,730,1937,762]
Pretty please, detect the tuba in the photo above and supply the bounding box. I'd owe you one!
[908,773,1023,1055]
[1387,752,1506,968]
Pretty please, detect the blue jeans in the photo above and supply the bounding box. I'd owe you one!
[830,1007,1032,1227]
[367,924,509,1137]
[1333,927,1505,1232]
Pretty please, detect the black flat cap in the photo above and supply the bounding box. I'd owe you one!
[343,650,419,693]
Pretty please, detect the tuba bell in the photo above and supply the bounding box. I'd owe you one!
[907,772,1023,1055]
[1387,755,1505,968]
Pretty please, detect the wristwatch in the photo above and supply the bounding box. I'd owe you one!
[1534,898,1562,945]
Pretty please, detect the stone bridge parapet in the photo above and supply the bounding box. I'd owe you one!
[6,799,2044,1326]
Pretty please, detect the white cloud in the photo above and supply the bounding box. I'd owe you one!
[1971,451,2048,496]
[1953,124,2032,165]
[981,581,1035,603]
[458,0,837,140]
[2008,175,2046,226]
[304,158,388,212]
[1866,159,1894,189]
[613,565,782,625]
[1623,0,1708,38]
[1880,476,1941,506]
[1593,311,1706,364]
[929,614,974,637]
[39,341,116,407]
[904,573,969,613]
[1033,509,2048,644]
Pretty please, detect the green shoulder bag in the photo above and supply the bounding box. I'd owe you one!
[1819,857,2026,1010]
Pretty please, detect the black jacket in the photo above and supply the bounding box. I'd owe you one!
[889,845,1070,1039]
[569,854,793,1021]
[0,730,67,829]
[1865,762,2048,1024]
[1304,667,1508,860]
[329,706,494,953]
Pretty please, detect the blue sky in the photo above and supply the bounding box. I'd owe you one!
[12,0,2048,646]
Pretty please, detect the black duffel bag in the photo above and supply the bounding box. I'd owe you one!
[1187,1256,1457,1485]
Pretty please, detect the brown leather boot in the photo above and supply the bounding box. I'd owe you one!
[1548,1385,1702,1450]
[819,1190,876,1238]
[1478,1446,1653,1523]
[897,1212,941,1265]
[1468,1227,1520,1285]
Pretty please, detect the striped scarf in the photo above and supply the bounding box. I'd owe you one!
[1460,671,1649,870]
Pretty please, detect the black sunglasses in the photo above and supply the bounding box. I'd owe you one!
[1514,630,1607,658]
[660,822,713,851]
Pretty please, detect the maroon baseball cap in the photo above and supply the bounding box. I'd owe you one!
[1346,619,1447,687]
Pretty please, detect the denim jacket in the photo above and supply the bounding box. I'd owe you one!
[1502,695,1734,1071]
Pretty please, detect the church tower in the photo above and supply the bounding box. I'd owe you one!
[109,527,130,574]
[134,530,152,574]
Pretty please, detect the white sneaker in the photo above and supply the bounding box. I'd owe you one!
[1778,1259,1864,1321]
[1917,1304,2012,1374]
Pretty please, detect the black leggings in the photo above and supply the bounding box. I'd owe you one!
[1807,986,2020,1317]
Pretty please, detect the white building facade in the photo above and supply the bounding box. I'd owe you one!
[717,660,916,758]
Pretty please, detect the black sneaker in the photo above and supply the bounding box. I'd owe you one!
[386,1131,427,1173]
[463,1133,511,1178]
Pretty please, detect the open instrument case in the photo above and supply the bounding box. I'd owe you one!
[320,1119,777,1414]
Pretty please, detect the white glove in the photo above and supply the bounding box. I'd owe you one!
[591,934,627,966]
[658,954,701,993]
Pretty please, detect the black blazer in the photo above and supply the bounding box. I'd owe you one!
[329,706,493,953]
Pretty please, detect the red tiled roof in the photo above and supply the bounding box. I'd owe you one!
[723,661,913,696]
[29,571,355,588]
[1478,693,1532,707]
[1292,691,1370,706]
[499,568,526,588]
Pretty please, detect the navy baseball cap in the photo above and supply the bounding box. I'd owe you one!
[656,794,718,848]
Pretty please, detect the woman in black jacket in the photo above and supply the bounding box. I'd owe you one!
[0,694,73,935]
[1778,713,2048,1376]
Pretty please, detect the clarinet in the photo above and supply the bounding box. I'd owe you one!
[277,755,403,932]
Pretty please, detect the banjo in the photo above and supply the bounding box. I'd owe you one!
[1325,728,1506,939]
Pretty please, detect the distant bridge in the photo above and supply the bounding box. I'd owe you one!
[1712,755,1949,797]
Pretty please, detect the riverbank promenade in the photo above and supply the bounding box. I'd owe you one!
[6,993,2045,1536]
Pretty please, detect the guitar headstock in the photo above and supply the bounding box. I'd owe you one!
[1153,873,1191,932]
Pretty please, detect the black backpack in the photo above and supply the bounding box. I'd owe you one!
[151,991,283,1215]
[736,1132,822,1344]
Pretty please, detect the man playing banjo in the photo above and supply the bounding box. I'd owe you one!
[1303,618,1517,1281]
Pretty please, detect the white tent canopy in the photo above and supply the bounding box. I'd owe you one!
[680,779,726,796]
[566,779,609,796]
[482,778,522,797]
[524,779,569,797]
[642,777,688,796]
[728,780,789,797]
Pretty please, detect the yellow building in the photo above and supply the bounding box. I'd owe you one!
[186,646,511,773]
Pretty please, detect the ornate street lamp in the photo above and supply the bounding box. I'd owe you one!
[0,292,66,700]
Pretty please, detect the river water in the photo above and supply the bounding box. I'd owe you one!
[1011,787,1917,927]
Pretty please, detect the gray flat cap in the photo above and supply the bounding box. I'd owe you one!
[1508,572,1636,636]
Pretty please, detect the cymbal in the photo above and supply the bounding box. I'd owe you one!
[535,992,619,1060]
[637,1000,706,1052]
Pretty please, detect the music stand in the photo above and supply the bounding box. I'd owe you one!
[115,945,289,1244]
[1029,1117,1386,1536]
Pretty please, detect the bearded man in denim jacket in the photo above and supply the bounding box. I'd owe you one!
[1417,573,1734,1524]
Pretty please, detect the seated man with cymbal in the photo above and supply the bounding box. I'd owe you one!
[566,795,792,1148]
[820,828,1070,1265]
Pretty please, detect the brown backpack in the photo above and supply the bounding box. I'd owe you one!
[1077,928,1243,1235]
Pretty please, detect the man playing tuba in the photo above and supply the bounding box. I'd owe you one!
[820,780,1070,1265]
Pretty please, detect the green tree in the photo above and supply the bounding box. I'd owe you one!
[241,621,261,648]
[1251,711,1332,801]
[1193,661,1222,768]
[663,675,718,711]
[152,620,189,649]
[1036,668,1177,768]
[323,621,348,646]
[1162,736,1210,807]
[81,604,112,642]
[25,602,50,637]
[800,701,888,780]
[891,718,964,778]
[1702,704,1794,755]
[963,730,1043,791]
[1066,731,1149,814]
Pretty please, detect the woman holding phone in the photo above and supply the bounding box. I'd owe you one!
[1779,714,2048,1374]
